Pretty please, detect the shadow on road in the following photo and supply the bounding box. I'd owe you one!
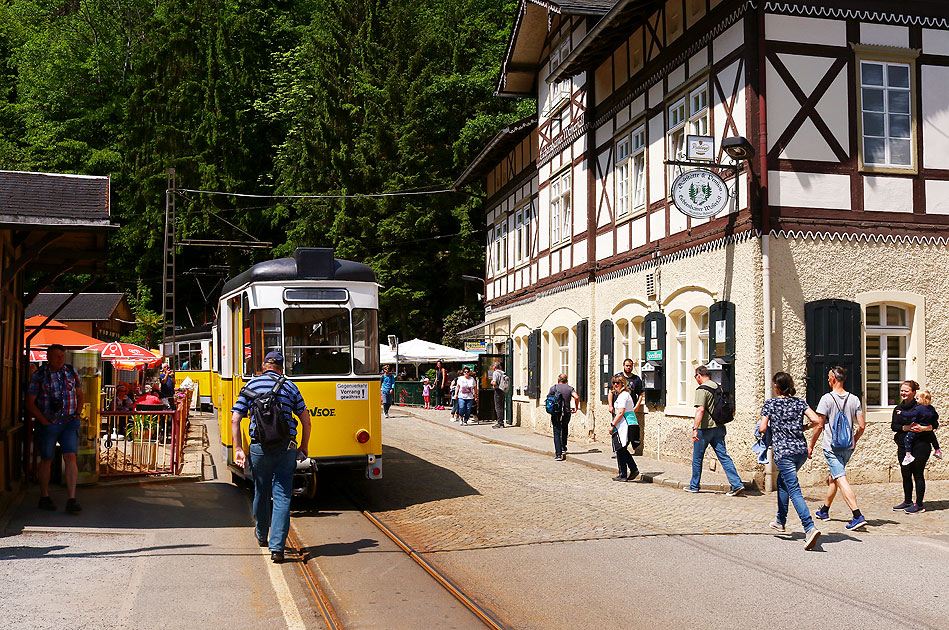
[296,537,382,561]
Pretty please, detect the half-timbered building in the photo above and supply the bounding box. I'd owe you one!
[455,0,949,486]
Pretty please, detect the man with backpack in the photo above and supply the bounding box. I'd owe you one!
[687,366,745,495]
[490,361,508,429]
[547,374,580,460]
[231,350,312,563]
[809,366,867,530]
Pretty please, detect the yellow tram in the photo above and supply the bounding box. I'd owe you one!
[214,247,382,497]
[166,324,214,411]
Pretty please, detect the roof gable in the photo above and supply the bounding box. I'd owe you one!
[0,170,111,225]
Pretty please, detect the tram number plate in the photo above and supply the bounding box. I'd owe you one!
[336,383,369,401]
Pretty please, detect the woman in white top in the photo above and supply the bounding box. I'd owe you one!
[610,375,639,481]
[455,367,478,425]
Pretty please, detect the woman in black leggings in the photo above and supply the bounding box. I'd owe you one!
[892,379,938,514]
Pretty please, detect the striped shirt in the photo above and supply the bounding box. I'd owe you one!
[231,370,307,439]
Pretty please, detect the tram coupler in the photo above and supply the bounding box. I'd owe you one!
[366,454,382,480]
[292,457,318,499]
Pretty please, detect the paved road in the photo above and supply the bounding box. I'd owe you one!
[331,408,949,629]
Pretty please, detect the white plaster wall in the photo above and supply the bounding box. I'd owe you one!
[668,63,685,91]
[864,176,913,213]
[922,65,949,170]
[926,180,949,215]
[712,21,743,64]
[860,23,909,48]
[765,14,846,47]
[689,47,708,78]
[631,216,647,250]
[597,150,613,228]
[769,171,851,209]
[669,207,687,235]
[617,221,630,253]
[766,58,798,152]
[596,231,613,261]
[573,163,588,235]
[922,28,949,56]
[649,209,666,240]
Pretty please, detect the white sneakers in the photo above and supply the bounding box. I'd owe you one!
[804,527,821,550]
[768,521,786,532]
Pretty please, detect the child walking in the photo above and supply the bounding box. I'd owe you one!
[422,378,431,409]
[900,390,942,465]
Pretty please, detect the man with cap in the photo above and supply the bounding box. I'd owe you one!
[231,350,311,563]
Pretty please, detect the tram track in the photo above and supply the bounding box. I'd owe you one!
[284,488,510,630]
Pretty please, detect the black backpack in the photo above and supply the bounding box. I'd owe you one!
[698,384,734,425]
[244,374,291,448]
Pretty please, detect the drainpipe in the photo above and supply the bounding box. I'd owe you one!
[757,5,775,493]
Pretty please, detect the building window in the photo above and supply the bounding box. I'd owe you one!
[689,85,709,136]
[865,304,909,407]
[676,313,687,404]
[546,38,571,114]
[615,136,631,218]
[860,60,912,169]
[515,204,531,265]
[492,221,508,275]
[558,330,569,377]
[668,97,687,163]
[486,226,495,277]
[616,125,646,220]
[634,318,645,367]
[550,170,571,246]
[668,84,709,182]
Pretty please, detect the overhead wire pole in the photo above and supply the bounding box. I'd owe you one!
[162,168,176,359]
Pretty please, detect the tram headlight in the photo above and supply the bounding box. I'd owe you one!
[355,429,370,444]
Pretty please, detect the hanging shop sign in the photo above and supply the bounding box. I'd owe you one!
[464,340,487,354]
[686,135,715,161]
[671,169,729,219]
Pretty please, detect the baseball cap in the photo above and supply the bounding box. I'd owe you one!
[264,350,284,365]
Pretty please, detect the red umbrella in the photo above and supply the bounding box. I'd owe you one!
[84,342,161,364]
[28,349,47,362]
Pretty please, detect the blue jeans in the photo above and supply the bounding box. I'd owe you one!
[689,426,743,492]
[457,398,474,423]
[250,443,297,552]
[775,453,814,532]
[37,417,80,460]
[552,413,570,457]
[382,390,393,414]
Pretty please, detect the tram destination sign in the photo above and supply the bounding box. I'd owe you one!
[671,169,729,219]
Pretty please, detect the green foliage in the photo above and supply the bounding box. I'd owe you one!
[1,0,521,340]
[121,281,163,350]
[441,304,483,349]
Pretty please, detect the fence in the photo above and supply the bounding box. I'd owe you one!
[98,395,189,477]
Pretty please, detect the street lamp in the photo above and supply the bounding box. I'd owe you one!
[722,136,755,161]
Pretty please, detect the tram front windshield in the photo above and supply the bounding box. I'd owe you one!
[285,308,352,376]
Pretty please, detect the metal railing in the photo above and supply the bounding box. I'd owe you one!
[98,401,188,477]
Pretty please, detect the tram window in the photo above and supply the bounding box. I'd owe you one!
[284,308,351,376]
[352,309,379,375]
[176,342,202,370]
[247,309,282,375]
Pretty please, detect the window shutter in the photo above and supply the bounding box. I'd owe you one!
[576,319,588,402]
[528,328,541,398]
[804,300,863,409]
[600,319,614,402]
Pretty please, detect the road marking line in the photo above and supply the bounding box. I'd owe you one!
[263,547,306,630]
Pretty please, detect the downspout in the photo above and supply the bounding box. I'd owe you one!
[757,4,775,493]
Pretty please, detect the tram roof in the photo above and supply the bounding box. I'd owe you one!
[221,248,376,296]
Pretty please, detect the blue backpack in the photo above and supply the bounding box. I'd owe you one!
[830,394,854,449]
[545,390,564,415]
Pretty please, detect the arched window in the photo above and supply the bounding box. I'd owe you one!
[695,308,709,367]
[866,303,910,407]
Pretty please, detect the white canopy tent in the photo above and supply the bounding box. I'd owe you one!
[380,344,396,364]
[391,338,477,365]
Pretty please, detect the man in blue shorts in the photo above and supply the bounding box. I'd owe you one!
[26,344,84,513]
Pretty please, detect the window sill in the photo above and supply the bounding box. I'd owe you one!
[864,409,896,423]
[858,164,918,176]
[550,239,571,253]
[663,405,695,419]
[514,261,530,271]
[615,207,647,226]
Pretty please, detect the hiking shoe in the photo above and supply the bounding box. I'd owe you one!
[492,423,504,429]
[902,453,915,466]
[892,501,913,511]
[905,503,926,514]
[256,535,268,548]
[804,528,821,550]
[65,498,82,514]
[769,521,786,532]
[38,496,55,511]
[814,506,830,520]
[271,550,284,563]
[846,515,867,530]
[611,475,628,482]
[683,487,700,493]
[726,486,745,497]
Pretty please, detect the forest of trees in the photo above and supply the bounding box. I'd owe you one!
[0,0,533,343]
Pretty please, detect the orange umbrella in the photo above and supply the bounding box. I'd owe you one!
[24,316,101,349]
